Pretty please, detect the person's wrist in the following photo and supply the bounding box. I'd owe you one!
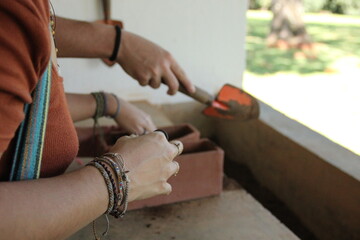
[104,93,116,117]
[99,152,130,218]
[94,23,116,59]
[83,165,110,213]
[115,30,128,62]
[105,93,121,119]
[109,25,122,61]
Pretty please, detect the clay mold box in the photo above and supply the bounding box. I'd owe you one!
[128,138,224,210]
[76,124,200,157]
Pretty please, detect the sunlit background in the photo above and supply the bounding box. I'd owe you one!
[244,7,360,155]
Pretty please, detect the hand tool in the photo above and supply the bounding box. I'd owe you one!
[98,0,259,121]
[177,83,259,121]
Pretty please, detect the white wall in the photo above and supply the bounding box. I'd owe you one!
[52,0,248,104]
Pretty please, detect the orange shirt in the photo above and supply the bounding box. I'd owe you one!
[0,0,78,180]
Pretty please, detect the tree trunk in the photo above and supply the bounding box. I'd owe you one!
[267,0,311,49]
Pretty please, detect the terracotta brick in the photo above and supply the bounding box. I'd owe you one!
[160,123,200,142]
[128,138,224,210]
[76,124,200,157]
[76,126,223,210]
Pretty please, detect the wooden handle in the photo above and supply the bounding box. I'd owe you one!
[178,84,214,106]
[102,0,111,23]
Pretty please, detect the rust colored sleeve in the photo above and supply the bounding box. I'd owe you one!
[0,0,51,151]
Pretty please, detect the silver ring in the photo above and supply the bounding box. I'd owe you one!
[170,140,183,156]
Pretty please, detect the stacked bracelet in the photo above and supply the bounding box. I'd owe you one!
[91,92,107,123]
[94,156,123,208]
[86,152,130,218]
[87,161,115,214]
[91,92,120,120]
[103,153,129,217]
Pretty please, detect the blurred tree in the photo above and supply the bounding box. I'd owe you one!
[250,0,360,14]
[249,0,272,9]
[267,0,312,50]
[323,0,360,14]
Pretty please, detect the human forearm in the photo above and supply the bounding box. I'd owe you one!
[66,93,117,122]
[56,17,114,58]
[0,166,108,240]
[0,130,182,239]
[66,92,156,134]
[56,16,194,94]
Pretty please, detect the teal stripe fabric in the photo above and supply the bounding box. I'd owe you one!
[9,62,52,181]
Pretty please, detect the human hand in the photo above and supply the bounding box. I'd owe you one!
[108,132,183,202]
[114,98,156,135]
[116,31,195,95]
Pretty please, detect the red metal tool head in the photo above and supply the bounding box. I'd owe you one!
[202,84,259,120]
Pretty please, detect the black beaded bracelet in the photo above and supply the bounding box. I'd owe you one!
[94,160,121,209]
[109,25,121,61]
[86,161,115,214]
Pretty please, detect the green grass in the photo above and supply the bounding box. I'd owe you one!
[246,11,360,75]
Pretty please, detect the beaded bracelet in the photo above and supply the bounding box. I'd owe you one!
[115,172,129,218]
[95,156,124,202]
[91,92,120,120]
[97,156,122,182]
[101,153,129,218]
[94,157,125,215]
[103,153,125,169]
[93,160,121,210]
[86,161,115,214]
[89,153,129,218]
[91,92,107,121]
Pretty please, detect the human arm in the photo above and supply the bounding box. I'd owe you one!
[0,132,180,239]
[0,157,109,240]
[55,17,195,95]
[0,5,178,238]
[66,93,156,134]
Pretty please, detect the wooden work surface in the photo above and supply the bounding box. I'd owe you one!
[68,187,299,240]
[68,101,298,240]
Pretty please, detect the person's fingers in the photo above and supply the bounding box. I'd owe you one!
[163,160,179,179]
[133,127,145,135]
[164,140,182,161]
[161,182,172,195]
[141,114,156,131]
[171,61,195,93]
[144,119,156,133]
[138,123,153,135]
[153,129,169,140]
[150,131,180,160]
[147,122,157,132]
[170,140,184,157]
[120,135,136,140]
[136,72,151,87]
[162,69,179,95]
[149,77,161,89]
[171,161,180,177]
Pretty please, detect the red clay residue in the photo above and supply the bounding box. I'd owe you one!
[218,84,252,106]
